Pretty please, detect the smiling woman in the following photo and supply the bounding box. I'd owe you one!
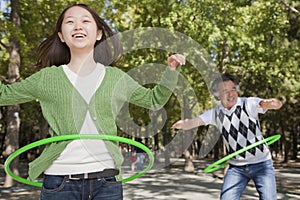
[1,3,185,200]
[36,4,122,68]
[57,6,104,75]
[57,6,103,64]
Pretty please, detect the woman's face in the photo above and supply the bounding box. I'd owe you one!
[58,6,102,54]
[217,80,239,110]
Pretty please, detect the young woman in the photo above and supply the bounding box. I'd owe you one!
[1,4,185,200]
[172,73,282,200]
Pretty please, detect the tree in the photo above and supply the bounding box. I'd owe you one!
[0,1,298,187]
[104,0,299,168]
[2,0,21,187]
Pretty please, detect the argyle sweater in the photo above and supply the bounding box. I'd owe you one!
[0,65,180,180]
[200,97,271,166]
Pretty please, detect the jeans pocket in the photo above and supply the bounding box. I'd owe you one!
[101,177,121,185]
[42,175,67,192]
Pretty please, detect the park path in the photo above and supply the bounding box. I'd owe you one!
[1,159,300,200]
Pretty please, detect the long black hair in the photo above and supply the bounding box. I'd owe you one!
[36,4,123,68]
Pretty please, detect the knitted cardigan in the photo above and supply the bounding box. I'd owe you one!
[0,65,180,181]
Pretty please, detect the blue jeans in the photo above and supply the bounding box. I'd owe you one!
[220,159,277,200]
[41,175,123,200]
[136,153,145,171]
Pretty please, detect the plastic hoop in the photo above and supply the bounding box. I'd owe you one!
[204,134,281,173]
[4,134,154,187]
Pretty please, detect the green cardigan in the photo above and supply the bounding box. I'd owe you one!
[0,65,179,181]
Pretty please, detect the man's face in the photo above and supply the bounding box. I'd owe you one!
[217,80,239,110]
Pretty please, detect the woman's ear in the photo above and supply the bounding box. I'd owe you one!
[58,32,65,43]
[97,30,103,41]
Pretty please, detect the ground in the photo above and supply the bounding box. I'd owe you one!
[0,159,300,200]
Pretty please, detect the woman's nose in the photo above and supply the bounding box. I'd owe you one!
[74,22,83,30]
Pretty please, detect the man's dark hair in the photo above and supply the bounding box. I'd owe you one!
[210,72,239,100]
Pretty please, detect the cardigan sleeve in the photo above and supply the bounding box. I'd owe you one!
[112,66,180,111]
[130,67,180,110]
[0,69,44,106]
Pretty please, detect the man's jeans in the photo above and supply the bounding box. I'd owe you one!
[220,159,277,200]
[41,175,123,200]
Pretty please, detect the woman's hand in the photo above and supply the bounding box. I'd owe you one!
[167,54,186,70]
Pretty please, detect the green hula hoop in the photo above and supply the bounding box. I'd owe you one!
[4,134,154,187]
[204,134,281,173]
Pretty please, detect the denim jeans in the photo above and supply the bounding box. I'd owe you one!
[136,153,145,171]
[220,159,277,200]
[40,175,123,200]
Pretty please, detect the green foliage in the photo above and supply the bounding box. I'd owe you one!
[104,0,299,159]
[0,0,298,160]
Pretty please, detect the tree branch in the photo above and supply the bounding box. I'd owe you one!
[280,0,300,16]
[0,40,9,50]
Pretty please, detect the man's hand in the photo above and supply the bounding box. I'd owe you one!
[259,98,283,110]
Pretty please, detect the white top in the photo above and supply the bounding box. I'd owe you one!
[200,98,267,124]
[199,97,271,166]
[45,63,115,175]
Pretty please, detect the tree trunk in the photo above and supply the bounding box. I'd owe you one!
[292,124,298,160]
[162,117,170,167]
[4,105,20,187]
[221,37,230,72]
[182,96,195,171]
[3,0,21,188]
[184,147,194,172]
